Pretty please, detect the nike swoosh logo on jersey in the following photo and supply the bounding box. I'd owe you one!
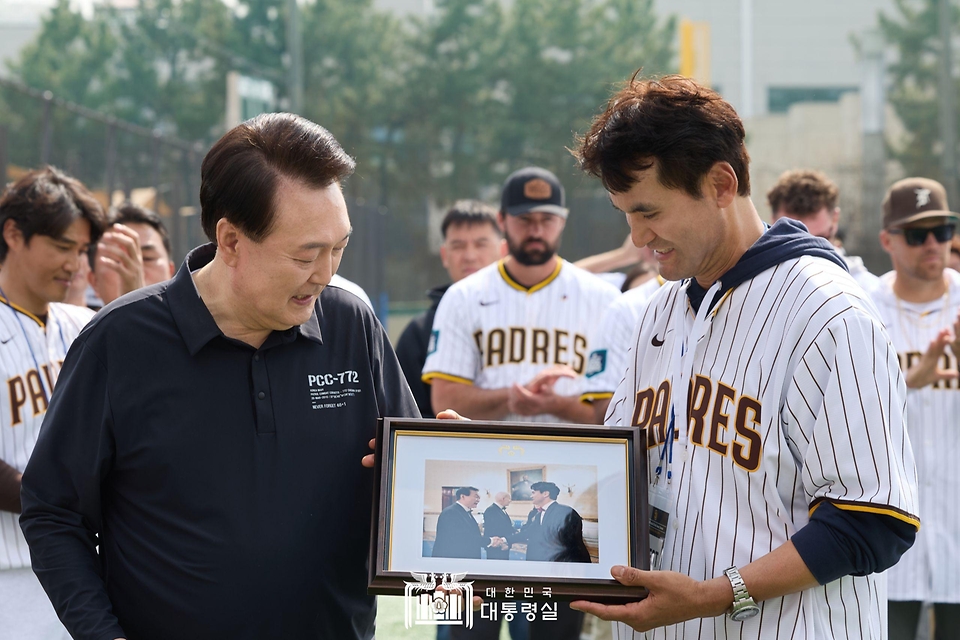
[0,336,12,344]
[479,300,499,306]
[651,334,665,347]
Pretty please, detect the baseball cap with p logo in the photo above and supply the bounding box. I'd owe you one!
[500,167,569,218]
[882,177,960,228]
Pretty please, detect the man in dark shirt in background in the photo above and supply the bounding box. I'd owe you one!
[19,113,419,640]
[395,200,504,417]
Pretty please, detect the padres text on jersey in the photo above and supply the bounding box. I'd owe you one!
[423,259,619,423]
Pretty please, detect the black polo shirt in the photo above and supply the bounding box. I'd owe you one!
[20,244,419,640]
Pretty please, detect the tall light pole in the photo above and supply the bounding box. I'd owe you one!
[939,0,958,206]
[860,28,887,274]
[740,0,754,119]
[286,0,303,114]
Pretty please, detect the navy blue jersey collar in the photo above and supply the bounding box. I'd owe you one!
[168,243,323,355]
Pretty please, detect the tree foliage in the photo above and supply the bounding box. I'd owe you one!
[879,0,960,181]
[4,0,673,200]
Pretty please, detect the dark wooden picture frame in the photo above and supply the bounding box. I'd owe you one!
[368,417,648,603]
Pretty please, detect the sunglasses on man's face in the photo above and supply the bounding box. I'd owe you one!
[888,224,956,246]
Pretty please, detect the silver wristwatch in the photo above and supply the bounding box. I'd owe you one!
[723,566,760,621]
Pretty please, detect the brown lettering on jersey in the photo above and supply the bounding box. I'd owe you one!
[632,388,656,446]
[899,350,960,390]
[41,363,55,392]
[572,334,587,374]
[532,330,549,364]
[508,327,526,364]
[474,330,484,361]
[487,329,506,367]
[707,382,736,455]
[651,380,671,446]
[688,375,712,446]
[26,370,48,417]
[554,330,569,366]
[7,376,26,426]
[732,395,763,471]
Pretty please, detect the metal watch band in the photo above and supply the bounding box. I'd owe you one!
[723,565,760,621]
[724,565,750,601]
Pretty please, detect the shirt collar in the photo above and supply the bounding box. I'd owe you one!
[167,243,324,356]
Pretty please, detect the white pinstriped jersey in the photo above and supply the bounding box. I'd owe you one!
[872,269,960,603]
[0,300,93,571]
[607,256,919,639]
[581,277,664,403]
[422,258,619,422]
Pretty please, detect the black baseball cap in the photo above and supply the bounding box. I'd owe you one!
[500,167,568,218]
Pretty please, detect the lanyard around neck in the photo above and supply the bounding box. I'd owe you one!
[655,279,722,485]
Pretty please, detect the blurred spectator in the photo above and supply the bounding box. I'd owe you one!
[0,166,106,640]
[768,169,879,293]
[620,261,657,292]
[396,200,504,418]
[88,203,174,306]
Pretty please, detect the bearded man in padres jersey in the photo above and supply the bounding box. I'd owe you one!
[873,177,960,640]
[423,166,619,426]
[569,75,918,640]
[0,167,106,639]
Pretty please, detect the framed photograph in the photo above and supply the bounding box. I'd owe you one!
[507,466,545,502]
[368,417,647,602]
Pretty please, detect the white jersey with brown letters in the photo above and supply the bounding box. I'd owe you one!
[423,258,619,422]
[872,269,960,603]
[581,277,663,404]
[606,256,918,639]
[0,300,93,570]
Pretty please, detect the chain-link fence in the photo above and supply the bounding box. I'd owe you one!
[0,77,211,265]
[0,78,632,328]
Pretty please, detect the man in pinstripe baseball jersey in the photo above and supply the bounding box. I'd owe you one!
[569,75,919,639]
[0,167,106,639]
[873,177,960,640]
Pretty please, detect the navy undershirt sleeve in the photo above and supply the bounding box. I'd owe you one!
[792,501,917,585]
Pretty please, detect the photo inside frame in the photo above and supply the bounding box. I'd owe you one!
[387,431,631,582]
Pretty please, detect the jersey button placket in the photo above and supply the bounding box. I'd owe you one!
[251,350,276,434]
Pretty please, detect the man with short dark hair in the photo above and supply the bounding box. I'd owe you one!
[396,200,504,416]
[0,166,106,640]
[511,481,590,564]
[431,486,504,560]
[19,114,419,640]
[767,169,879,292]
[88,203,175,306]
[570,75,918,639]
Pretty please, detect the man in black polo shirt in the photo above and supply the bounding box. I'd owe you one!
[19,113,419,640]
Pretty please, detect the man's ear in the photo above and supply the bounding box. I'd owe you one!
[2,218,25,254]
[498,238,508,258]
[706,162,739,209]
[879,229,893,254]
[440,244,449,270]
[215,219,243,267]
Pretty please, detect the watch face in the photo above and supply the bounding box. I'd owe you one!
[731,604,760,622]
